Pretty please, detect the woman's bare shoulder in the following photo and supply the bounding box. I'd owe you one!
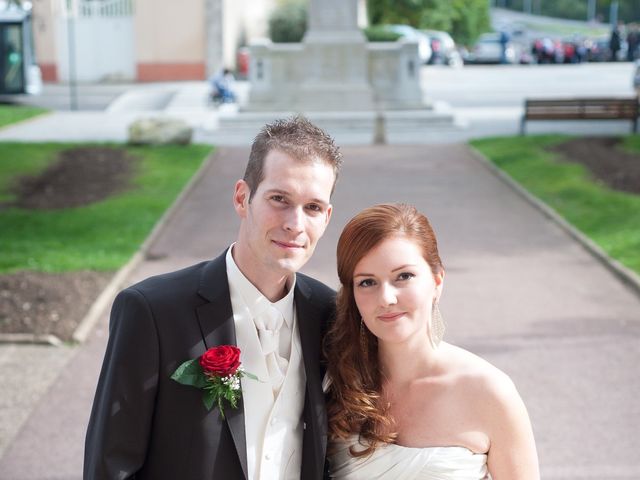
[440,343,520,404]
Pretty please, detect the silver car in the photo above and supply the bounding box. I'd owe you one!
[386,24,432,64]
[468,32,516,64]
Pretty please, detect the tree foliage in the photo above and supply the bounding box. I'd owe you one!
[500,0,640,24]
[367,0,491,46]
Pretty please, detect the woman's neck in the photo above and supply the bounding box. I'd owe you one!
[378,336,441,388]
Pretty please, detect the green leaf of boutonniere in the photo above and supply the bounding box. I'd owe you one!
[171,358,209,388]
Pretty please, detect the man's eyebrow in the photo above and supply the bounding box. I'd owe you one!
[265,189,330,206]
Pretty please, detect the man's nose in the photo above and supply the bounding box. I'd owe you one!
[283,207,304,233]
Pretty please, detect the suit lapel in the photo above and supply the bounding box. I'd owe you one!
[295,277,322,395]
[294,275,327,480]
[196,252,248,480]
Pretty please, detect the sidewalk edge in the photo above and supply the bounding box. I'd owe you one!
[468,145,640,298]
[0,111,54,133]
[71,148,216,343]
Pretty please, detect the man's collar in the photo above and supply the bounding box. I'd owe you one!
[225,244,295,327]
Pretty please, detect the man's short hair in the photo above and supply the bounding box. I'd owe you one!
[244,116,342,200]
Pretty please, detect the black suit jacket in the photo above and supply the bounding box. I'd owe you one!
[84,251,335,479]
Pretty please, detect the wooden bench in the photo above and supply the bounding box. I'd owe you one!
[520,97,639,134]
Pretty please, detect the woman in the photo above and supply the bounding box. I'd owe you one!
[325,204,539,479]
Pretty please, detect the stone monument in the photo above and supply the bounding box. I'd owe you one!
[218,0,457,144]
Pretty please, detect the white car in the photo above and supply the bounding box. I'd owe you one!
[386,24,432,64]
[468,32,516,64]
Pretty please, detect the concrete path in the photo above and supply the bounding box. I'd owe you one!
[0,144,638,479]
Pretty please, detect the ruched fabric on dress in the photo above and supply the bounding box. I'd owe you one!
[329,436,489,480]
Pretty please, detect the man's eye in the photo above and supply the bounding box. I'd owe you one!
[306,203,322,212]
[356,278,375,288]
[271,195,285,203]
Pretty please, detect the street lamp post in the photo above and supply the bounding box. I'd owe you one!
[588,0,597,22]
[66,0,78,110]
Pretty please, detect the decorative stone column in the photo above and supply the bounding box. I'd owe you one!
[205,0,224,78]
[295,0,374,111]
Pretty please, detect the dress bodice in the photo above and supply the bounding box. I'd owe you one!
[329,436,489,480]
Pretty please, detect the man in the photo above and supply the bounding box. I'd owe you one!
[84,117,342,480]
[210,68,236,103]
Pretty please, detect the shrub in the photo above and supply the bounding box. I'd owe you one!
[269,0,307,43]
[363,26,402,42]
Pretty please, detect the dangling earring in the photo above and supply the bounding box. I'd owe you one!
[429,301,445,348]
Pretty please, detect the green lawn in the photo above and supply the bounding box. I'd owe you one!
[0,105,48,129]
[519,20,608,38]
[0,142,212,273]
[471,135,640,276]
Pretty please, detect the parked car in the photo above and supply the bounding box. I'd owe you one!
[466,32,516,64]
[587,35,628,62]
[423,29,462,67]
[384,24,432,64]
[585,37,610,62]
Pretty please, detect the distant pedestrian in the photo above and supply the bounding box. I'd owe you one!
[499,30,510,64]
[610,25,622,62]
[209,67,236,103]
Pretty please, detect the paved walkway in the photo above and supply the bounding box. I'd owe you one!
[1,79,640,478]
[1,141,639,479]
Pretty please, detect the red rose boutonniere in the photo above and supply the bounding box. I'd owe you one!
[171,345,258,418]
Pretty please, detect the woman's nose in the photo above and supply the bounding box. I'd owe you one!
[379,283,397,306]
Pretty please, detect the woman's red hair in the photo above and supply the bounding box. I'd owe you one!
[325,203,443,457]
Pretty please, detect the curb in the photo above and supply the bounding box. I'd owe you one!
[70,149,217,344]
[0,333,63,346]
[468,145,640,298]
[0,110,53,133]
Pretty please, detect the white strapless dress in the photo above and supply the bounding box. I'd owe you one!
[329,437,489,480]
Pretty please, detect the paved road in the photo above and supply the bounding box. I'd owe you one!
[1,63,636,145]
[1,145,638,479]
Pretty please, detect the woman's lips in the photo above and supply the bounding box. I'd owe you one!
[377,312,405,322]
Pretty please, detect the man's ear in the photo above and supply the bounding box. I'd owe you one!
[233,180,250,218]
[325,204,333,226]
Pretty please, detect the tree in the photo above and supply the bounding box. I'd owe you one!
[367,0,491,46]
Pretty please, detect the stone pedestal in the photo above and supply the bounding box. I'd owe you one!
[221,0,460,144]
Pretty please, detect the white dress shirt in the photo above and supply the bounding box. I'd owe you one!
[225,245,305,480]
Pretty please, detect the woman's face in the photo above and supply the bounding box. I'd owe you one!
[352,235,443,346]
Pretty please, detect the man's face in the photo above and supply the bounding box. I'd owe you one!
[234,149,335,279]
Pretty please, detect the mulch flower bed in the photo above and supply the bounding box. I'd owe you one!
[1,139,638,342]
[1,147,138,342]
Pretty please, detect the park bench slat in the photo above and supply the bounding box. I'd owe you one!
[520,97,639,134]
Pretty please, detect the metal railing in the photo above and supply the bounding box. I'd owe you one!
[60,0,134,18]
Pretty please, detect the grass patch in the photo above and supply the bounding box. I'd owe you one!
[0,142,212,273]
[520,20,608,38]
[0,105,48,129]
[471,135,640,276]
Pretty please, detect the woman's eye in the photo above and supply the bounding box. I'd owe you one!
[397,272,415,281]
[357,278,375,288]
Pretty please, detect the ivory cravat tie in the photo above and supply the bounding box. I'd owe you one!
[255,305,289,396]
